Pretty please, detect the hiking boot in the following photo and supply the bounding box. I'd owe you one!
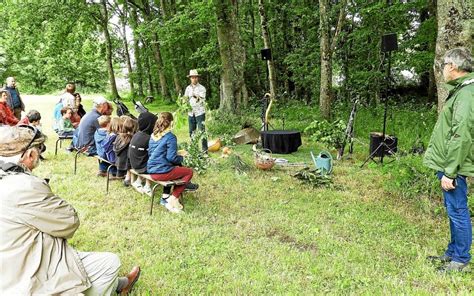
[185,182,199,192]
[427,254,452,263]
[437,261,469,273]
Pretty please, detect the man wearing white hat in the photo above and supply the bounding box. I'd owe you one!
[0,125,140,295]
[184,69,208,151]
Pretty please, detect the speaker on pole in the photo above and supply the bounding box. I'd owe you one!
[381,33,398,52]
[261,48,272,61]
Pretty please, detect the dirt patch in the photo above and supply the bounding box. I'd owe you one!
[266,228,318,255]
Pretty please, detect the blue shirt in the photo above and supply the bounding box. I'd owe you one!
[6,87,21,108]
[76,109,101,149]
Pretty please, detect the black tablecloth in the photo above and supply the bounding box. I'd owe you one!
[261,130,302,154]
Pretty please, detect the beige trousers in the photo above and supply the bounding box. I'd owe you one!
[79,252,121,296]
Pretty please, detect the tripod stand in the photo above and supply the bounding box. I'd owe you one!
[360,34,398,168]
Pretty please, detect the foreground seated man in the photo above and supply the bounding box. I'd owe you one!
[0,125,140,295]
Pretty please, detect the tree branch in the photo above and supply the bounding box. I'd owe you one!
[330,0,348,54]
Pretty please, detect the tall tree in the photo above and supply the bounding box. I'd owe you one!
[130,7,144,96]
[258,0,277,99]
[117,1,135,96]
[434,0,473,111]
[214,0,248,112]
[319,0,347,119]
[99,0,120,98]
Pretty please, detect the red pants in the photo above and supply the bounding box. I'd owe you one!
[151,167,193,198]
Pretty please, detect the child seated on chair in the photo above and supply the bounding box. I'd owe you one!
[98,117,122,177]
[18,110,41,128]
[128,111,164,196]
[147,112,198,213]
[57,108,75,137]
[114,116,138,186]
[94,115,113,176]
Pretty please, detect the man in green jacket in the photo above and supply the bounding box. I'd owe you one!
[424,47,473,272]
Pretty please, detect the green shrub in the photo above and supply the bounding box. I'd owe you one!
[304,119,346,150]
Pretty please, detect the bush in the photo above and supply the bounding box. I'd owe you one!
[304,119,346,150]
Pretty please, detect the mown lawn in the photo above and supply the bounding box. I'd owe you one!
[27,95,473,294]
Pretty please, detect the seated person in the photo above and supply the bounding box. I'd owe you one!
[0,125,140,295]
[57,107,75,137]
[75,97,110,155]
[18,109,41,128]
[94,115,116,177]
[99,117,122,176]
[114,116,138,186]
[147,112,198,213]
[0,89,19,126]
[129,112,159,196]
[74,92,87,118]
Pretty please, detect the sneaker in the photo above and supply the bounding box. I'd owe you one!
[165,202,182,213]
[97,171,107,177]
[160,197,168,206]
[437,261,468,273]
[142,186,153,197]
[427,254,452,263]
[185,182,199,192]
[123,179,131,187]
[132,181,144,193]
[165,195,183,210]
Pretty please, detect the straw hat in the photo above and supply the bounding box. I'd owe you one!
[187,69,200,77]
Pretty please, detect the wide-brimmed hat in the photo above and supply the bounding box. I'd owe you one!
[0,125,47,157]
[187,69,200,77]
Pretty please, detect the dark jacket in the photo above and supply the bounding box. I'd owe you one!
[5,87,25,111]
[113,135,132,171]
[128,112,158,173]
[147,132,183,174]
[76,109,101,149]
[424,72,474,178]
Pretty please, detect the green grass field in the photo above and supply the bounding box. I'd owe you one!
[27,95,473,294]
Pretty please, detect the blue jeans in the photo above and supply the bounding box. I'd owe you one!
[437,171,472,263]
[188,114,208,151]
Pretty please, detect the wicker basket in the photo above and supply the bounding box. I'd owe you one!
[254,148,275,170]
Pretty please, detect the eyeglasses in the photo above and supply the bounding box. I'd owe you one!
[19,125,41,158]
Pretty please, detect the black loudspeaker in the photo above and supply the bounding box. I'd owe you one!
[381,33,398,52]
[261,48,272,60]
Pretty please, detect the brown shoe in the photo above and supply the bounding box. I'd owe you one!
[120,266,141,295]
[97,171,107,177]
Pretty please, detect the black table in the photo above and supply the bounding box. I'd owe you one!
[261,130,302,154]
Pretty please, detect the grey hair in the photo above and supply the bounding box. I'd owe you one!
[444,48,473,72]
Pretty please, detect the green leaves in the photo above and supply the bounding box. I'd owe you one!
[304,119,346,150]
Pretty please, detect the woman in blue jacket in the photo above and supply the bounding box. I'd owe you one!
[147,112,196,213]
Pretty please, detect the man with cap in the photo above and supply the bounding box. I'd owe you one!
[0,125,140,295]
[184,69,208,152]
[74,96,111,155]
[4,76,25,120]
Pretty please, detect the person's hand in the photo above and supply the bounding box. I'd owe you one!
[441,175,456,191]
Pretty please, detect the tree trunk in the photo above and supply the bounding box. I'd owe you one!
[131,8,144,96]
[319,0,347,120]
[249,0,262,96]
[121,1,135,96]
[214,0,248,113]
[319,0,332,119]
[160,0,182,96]
[100,0,120,98]
[434,0,472,111]
[141,2,169,99]
[258,0,277,99]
